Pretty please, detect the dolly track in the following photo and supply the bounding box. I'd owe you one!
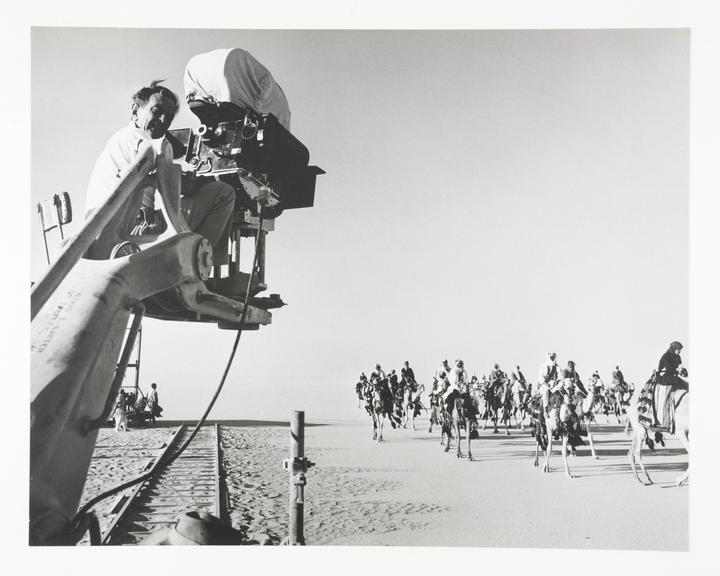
[101,424,227,545]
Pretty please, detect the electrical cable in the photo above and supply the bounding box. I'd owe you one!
[69,209,266,542]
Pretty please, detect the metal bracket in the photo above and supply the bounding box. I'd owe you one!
[283,456,315,475]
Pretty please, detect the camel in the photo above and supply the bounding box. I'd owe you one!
[441,391,474,461]
[509,381,531,431]
[392,385,406,429]
[614,385,634,425]
[627,375,689,486]
[402,382,424,430]
[361,381,380,441]
[532,393,576,478]
[571,379,601,459]
[531,382,589,479]
[603,387,624,424]
[355,378,365,409]
[427,379,443,434]
[481,377,511,435]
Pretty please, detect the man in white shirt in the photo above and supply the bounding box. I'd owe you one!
[451,359,469,392]
[436,359,451,380]
[85,80,235,260]
[537,352,559,416]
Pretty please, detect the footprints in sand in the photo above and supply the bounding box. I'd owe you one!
[221,426,448,544]
[80,425,450,545]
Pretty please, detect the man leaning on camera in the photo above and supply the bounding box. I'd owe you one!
[84,80,235,261]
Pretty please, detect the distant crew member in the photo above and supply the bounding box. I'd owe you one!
[114,390,128,432]
[148,382,163,424]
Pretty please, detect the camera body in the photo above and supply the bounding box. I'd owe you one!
[167,101,324,216]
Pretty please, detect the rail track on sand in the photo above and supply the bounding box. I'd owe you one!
[100,423,228,545]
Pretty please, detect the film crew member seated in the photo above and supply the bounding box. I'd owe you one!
[83,48,324,326]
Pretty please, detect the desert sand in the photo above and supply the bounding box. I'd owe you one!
[80,414,687,549]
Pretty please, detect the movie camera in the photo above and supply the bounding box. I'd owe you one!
[168,100,324,219]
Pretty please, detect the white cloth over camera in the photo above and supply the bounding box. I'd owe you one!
[184,48,291,130]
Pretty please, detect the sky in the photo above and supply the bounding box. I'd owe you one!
[30,27,689,422]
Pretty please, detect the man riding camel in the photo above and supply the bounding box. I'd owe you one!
[489,363,504,384]
[388,369,400,394]
[436,359,452,380]
[401,361,416,386]
[512,365,527,388]
[437,371,452,404]
[445,359,476,420]
[537,352,559,416]
[612,364,629,397]
[562,360,588,397]
[374,364,387,381]
[656,341,688,429]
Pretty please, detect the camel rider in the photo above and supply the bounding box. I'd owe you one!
[389,369,400,394]
[449,359,474,417]
[512,365,527,388]
[444,360,466,407]
[537,352,559,412]
[537,353,558,388]
[356,373,367,396]
[437,371,452,404]
[489,363,504,384]
[452,359,469,389]
[428,377,440,407]
[375,364,387,381]
[401,361,416,387]
[656,341,688,429]
[563,360,588,397]
[612,365,628,395]
[559,391,583,447]
[436,359,451,380]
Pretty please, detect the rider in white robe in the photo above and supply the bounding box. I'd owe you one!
[537,352,559,415]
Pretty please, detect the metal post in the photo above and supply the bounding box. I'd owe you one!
[257,231,266,284]
[283,410,314,545]
[289,410,304,545]
[37,203,51,265]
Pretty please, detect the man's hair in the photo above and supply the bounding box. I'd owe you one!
[132,80,179,111]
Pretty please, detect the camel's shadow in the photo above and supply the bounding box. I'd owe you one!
[569,460,688,478]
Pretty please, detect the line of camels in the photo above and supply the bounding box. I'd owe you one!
[356,369,688,487]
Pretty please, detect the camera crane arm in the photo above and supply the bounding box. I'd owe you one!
[30,145,270,545]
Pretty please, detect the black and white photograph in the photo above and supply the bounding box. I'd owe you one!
[15,0,720,573]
